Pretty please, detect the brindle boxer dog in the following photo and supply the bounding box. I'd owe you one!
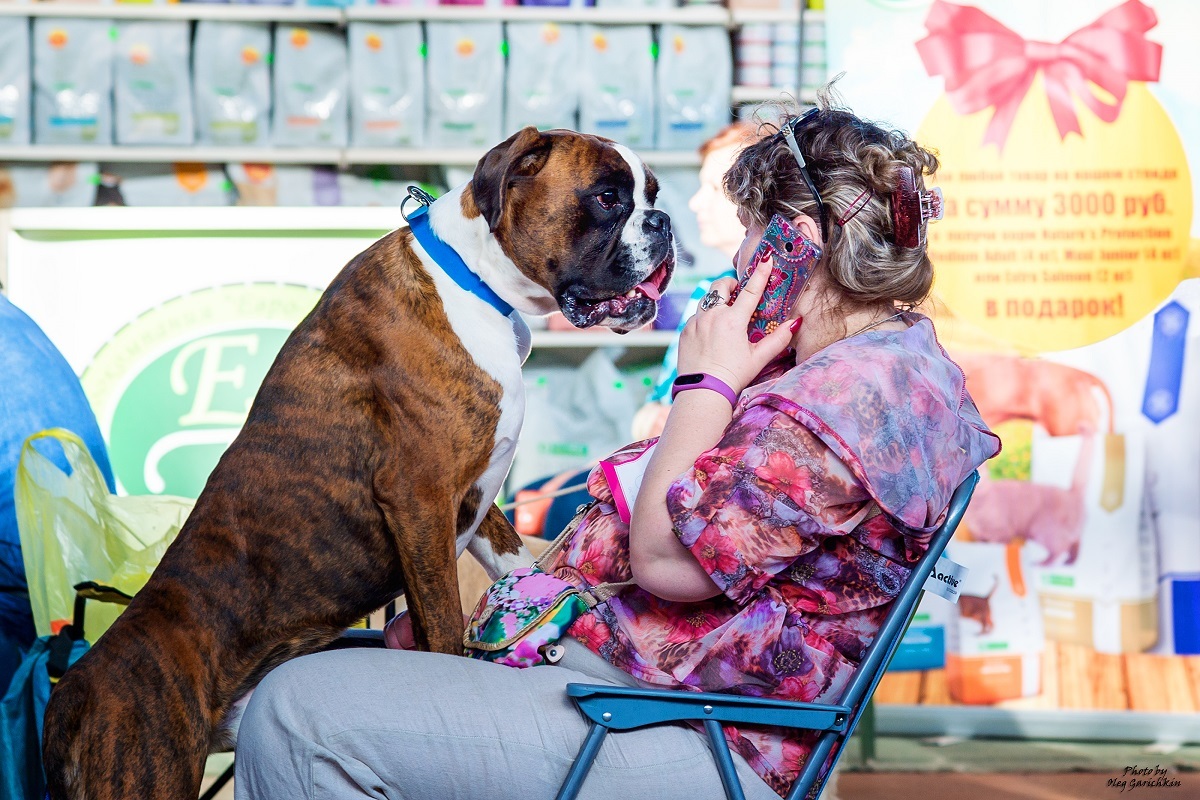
[43,127,674,800]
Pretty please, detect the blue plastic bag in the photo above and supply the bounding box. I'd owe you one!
[0,294,113,693]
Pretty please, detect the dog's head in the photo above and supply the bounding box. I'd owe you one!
[467,127,675,333]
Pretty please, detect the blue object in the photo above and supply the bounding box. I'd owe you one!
[0,294,114,693]
[0,633,89,800]
[889,624,946,672]
[555,472,979,800]
[407,205,515,317]
[1172,579,1200,655]
[505,468,592,540]
[1141,300,1188,424]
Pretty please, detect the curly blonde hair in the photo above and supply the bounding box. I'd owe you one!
[724,89,940,309]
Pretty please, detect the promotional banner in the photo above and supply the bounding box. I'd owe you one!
[5,213,391,499]
[827,0,1199,712]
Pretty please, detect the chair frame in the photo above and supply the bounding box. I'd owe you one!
[555,471,979,800]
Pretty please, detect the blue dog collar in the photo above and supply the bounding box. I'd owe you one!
[406,204,514,318]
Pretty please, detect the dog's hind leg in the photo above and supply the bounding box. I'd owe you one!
[468,504,535,581]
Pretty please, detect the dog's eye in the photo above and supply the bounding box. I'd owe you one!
[596,190,620,210]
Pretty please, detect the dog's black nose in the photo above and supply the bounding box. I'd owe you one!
[643,210,671,236]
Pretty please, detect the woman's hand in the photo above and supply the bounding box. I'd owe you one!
[676,263,800,395]
[383,611,417,650]
[383,610,469,650]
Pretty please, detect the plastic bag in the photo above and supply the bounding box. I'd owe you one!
[15,429,194,642]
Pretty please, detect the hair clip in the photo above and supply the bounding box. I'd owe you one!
[890,166,943,249]
[836,187,874,227]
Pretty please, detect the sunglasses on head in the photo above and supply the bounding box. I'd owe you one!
[780,107,828,236]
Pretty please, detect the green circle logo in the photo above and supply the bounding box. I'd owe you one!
[81,283,322,497]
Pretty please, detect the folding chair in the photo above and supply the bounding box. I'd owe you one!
[555,471,979,800]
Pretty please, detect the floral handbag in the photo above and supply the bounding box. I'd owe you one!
[463,506,631,668]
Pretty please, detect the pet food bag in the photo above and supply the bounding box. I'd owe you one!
[348,22,425,147]
[114,22,194,145]
[193,21,272,146]
[272,24,349,147]
[578,25,654,148]
[944,540,1044,705]
[1025,429,1153,654]
[228,163,343,206]
[890,592,949,671]
[425,22,503,147]
[111,163,235,206]
[509,351,653,492]
[504,22,580,134]
[0,18,30,146]
[655,25,731,151]
[0,163,99,208]
[33,18,113,145]
[337,166,411,207]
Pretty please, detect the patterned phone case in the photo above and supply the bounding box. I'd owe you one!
[729,215,821,342]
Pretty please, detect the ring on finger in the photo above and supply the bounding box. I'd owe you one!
[699,288,726,311]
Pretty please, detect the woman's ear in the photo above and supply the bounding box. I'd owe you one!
[790,213,823,247]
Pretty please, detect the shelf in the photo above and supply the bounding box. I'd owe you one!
[0,145,700,168]
[529,329,675,348]
[0,145,342,165]
[7,205,402,233]
[0,3,731,26]
[729,8,820,25]
[346,5,729,25]
[0,4,343,23]
[731,85,816,104]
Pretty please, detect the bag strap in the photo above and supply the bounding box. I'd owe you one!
[532,501,636,608]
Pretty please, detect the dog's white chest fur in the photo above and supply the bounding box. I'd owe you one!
[412,218,532,577]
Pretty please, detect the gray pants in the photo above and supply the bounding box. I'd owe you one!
[234,639,780,800]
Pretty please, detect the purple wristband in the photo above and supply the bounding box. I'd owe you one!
[671,373,738,408]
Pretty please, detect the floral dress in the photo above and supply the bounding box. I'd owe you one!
[545,313,1000,797]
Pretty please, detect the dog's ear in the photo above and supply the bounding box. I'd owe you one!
[472,127,554,232]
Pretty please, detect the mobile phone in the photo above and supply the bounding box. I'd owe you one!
[728,214,821,342]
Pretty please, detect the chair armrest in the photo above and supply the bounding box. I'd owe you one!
[566,683,850,733]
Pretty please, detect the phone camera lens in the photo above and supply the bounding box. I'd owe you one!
[784,242,794,252]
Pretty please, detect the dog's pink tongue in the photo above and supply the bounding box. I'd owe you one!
[635,278,662,301]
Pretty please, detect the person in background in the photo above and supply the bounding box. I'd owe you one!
[632,121,760,440]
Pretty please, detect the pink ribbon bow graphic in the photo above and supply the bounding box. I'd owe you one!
[916,0,1163,150]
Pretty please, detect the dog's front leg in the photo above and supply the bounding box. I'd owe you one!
[377,494,465,654]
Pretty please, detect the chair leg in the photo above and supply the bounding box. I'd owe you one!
[199,762,234,800]
[703,718,746,800]
[555,722,609,800]
[858,698,877,767]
